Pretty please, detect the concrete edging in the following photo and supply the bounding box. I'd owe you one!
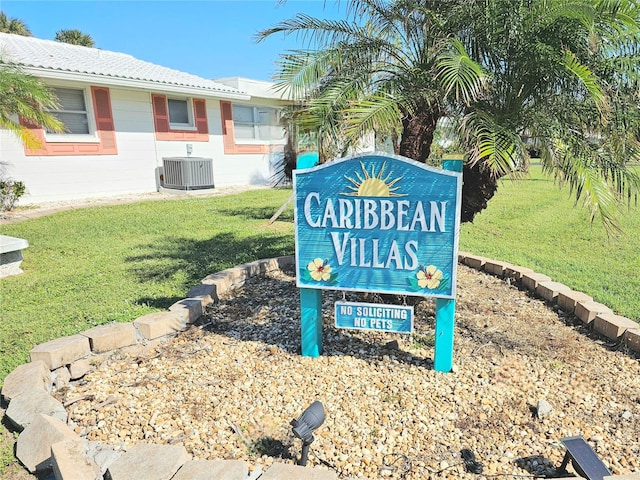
[2,252,639,479]
[459,252,640,353]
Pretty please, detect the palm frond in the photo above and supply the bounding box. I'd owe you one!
[562,50,609,116]
[544,140,624,235]
[462,110,525,177]
[342,92,403,142]
[0,61,65,148]
[435,38,487,106]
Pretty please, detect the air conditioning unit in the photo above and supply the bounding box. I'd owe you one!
[162,157,214,190]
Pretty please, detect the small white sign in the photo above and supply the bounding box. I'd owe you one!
[334,301,413,333]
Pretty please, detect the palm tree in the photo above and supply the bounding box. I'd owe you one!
[54,29,95,47]
[0,12,32,36]
[0,62,65,149]
[454,0,640,230]
[259,0,640,232]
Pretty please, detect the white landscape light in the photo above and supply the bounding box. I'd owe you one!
[291,400,325,466]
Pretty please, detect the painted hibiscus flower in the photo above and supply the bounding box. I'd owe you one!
[307,258,332,281]
[417,265,443,289]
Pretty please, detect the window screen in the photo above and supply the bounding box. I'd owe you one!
[168,98,190,125]
[48,87,90,134]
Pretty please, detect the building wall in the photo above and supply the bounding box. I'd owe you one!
[1,86,280,205]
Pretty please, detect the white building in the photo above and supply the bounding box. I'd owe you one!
[0,32,291,205]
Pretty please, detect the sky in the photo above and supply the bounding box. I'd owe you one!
[1,0,347,82]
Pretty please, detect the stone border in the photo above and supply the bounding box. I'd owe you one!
[2,253,639,480]
[458,253,640,353]
[2,255,335,480]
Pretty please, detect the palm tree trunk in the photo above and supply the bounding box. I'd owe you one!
[398,106,440,163]
[398,104,499,222]
[461,161,499,223]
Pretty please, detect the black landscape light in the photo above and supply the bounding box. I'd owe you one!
[291,400,325,466]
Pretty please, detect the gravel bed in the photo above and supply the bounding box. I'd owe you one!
[57,265,640,479]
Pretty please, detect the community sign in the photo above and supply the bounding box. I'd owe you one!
[294,153,462,299]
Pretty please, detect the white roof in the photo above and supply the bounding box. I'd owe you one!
[215,77,293,101]
[0,32,249,100]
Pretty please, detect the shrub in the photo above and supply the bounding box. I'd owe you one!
[0,178,26,211]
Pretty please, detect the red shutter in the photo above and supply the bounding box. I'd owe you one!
[91,87,114,130]
[91,87,117,153]
[194,99,208,134]
[152,94,170,133]
[220,100,235,152]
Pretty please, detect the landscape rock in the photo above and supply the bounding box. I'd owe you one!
[86,441,121,475]
[557,290,593,314]
[105,443,190,480]
[52,366,71,390]
[462,255,487,270]
[168,298,203,325]
[593,313,638,340]
[68,358,92,379]
[16,414,80,473]
[504,265,534,281]
[5,389,67,430]
[483,260,512,276]
[6,262,640,480]
[29,334,91,370]
[134,311,185,339]
[51,439,101,480]
[574,301,612,325]
[535,281,571,302]
[82,323,138,353]
[623,329,640,353]
[521,272,552,291]
[536,400,554,419]
[172,459,249,480]
[1,360,51,402]
[186,283,217,306]
[55,266,639,479]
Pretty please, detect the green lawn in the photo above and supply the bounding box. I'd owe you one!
[459,166,640,322]
[0,189,296,384]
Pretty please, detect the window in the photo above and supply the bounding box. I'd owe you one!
[151,94,209,141]
[22,86,117,156]
[167,98,193,128]
[220,100,285,154]
[232,105,284,141]
[47,87,91,135]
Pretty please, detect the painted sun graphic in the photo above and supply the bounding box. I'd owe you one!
[342,161,405,197]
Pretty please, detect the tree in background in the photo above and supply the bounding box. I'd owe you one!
[54,29,94,47]
[0,12,32,36]
[259,0,640,233]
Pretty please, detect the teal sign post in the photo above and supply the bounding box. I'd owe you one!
[294,153,462,371]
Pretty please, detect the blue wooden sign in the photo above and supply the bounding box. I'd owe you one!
[294,153,462,299]
[335,301,414,334]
